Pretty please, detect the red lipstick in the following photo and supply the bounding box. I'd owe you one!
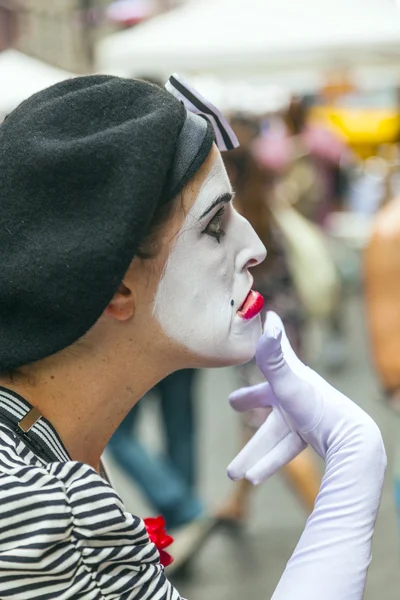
[237,290,264,320]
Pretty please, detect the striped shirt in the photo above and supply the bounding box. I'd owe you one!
[0,386,182,599]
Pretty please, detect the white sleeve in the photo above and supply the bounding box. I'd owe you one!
[271,412,386,599]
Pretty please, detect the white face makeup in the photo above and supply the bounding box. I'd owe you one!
[153,150,267,366]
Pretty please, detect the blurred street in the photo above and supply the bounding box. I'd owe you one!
[105,291,400,600]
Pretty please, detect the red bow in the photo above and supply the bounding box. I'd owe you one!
[144,516,174,567]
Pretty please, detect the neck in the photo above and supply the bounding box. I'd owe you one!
[0,342,174,471]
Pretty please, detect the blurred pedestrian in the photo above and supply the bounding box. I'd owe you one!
[283,97,350,370]
[365,195,400,530]
[108,369,216,573]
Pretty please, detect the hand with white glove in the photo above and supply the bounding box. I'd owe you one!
[228,312,386,600]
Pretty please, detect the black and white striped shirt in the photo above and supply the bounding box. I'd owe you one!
[0,386,182,599]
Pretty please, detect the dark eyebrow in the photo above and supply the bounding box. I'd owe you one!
[199,192,233,220]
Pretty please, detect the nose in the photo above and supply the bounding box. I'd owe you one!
[246,240,267,270]
[236,220,267,271]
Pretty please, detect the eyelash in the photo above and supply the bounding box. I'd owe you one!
[202,207,226,243]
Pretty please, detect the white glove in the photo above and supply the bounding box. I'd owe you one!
[228,312,386,600]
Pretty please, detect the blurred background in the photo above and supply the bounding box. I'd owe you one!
[1,1,400,598]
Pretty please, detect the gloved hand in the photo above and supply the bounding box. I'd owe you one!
[228,311,384,484]
[227,312,386,600]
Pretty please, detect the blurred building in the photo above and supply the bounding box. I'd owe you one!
[0,0,181,74]
[0,0,115,73]
[0,1,16,52]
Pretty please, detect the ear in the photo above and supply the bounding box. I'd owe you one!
[105,281,135,321]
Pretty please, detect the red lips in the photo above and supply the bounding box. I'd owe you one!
[237,290,264,320]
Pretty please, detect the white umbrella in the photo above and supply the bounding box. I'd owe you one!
[96,0,400,90]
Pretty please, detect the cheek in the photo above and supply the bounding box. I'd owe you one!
[215,267,231,305]
[201,252,233,304]
[152,240,234,337]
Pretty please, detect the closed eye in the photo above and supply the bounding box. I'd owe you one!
[202,206,226,243]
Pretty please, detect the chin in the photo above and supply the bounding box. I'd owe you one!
[192,315,263,368]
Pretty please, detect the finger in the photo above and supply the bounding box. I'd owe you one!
[256,312,322,432]
[245,431,307,485]
[227,408,290,481]
[229,381,277,413]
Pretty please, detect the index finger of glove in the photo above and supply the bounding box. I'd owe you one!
[229,382,277,413]
[227,407,290,481]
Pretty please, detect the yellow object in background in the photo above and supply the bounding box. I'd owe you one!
[310,104,400,159]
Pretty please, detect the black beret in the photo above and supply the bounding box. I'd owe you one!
[0,75,214,370]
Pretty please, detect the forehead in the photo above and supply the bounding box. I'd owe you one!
[184,148,232,219]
